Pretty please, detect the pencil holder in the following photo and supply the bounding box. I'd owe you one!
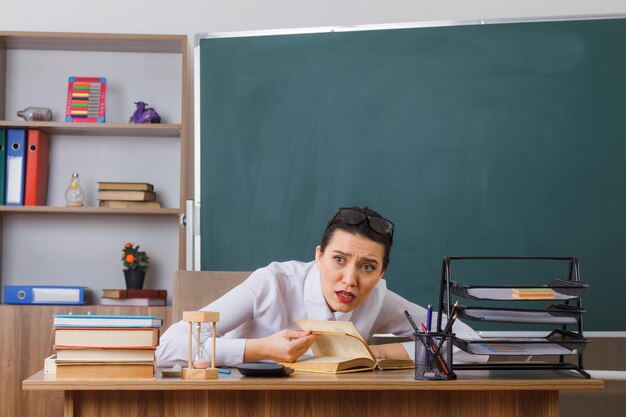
[414,332,456,380]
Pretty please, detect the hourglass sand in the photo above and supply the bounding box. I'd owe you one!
[181,311,220,379]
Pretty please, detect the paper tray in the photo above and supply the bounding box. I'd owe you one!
[455,329,588,356]
[454,304,584,324]
[450,278,588,301]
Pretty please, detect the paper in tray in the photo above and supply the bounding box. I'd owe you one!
[454,304,584,324]
[450,278,588,301]
[455,329,588,356]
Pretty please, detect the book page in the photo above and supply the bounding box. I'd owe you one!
[294,319,364,340]
[313,334,373,359]
[294,319,373,360]
[294,356,352,364]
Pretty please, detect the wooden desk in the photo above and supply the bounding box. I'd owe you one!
[23,368,603,417]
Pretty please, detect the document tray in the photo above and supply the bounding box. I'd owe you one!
[455,329,588,356]
[454,304,584,325]
[450,278,588,301]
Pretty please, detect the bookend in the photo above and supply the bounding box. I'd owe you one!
[182,311,220,379]
[437,256,591,378]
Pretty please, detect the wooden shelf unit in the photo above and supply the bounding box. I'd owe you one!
[0,31,189,286]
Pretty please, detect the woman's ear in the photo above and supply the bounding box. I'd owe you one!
[315,245,323,266]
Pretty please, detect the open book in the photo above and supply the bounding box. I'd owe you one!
[284,319,414,374]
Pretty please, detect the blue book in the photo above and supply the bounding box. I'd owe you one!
[53,314,163,328]
[5,129,27,205]
[3,285,86,305]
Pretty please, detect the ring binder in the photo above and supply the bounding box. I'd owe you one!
[3,285,87,305]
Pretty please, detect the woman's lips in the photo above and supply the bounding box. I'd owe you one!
[335,290,355,303]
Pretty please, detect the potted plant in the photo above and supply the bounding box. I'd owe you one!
[122,242,150,289]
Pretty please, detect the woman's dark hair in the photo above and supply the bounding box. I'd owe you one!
[319,206,394,270]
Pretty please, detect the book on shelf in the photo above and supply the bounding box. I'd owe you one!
[97,182,154,191]
[97,190,157,201]
[283,319,414,374]
[102,289,168,299]
[100,297,166,306]
[53,314,163,328]
[55,362,155,379]
[54,327,160,349]
[99,200,161,208]
[55,348,155,362]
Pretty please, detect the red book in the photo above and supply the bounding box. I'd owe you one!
[24,129,50,206]
[102,289,167,299]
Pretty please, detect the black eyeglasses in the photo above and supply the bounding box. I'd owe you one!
[328,207,395,238]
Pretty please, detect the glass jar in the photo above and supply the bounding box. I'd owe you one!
[65,173,85,207]
[17,107,53,122]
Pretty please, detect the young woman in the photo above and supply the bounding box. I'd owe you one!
[157,206,483,366]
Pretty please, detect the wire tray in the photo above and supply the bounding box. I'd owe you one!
[454,303,584,324]
[455,329,588,356]
[450,278,588,301]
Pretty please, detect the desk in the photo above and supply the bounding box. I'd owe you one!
[23,368,603,417]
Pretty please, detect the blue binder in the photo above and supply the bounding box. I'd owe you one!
[6,129,27,205]
[0,129,6,205]
[3,285,86,305]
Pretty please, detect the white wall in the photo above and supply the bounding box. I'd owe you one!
[2,1,625,300]
[2,1,626,35]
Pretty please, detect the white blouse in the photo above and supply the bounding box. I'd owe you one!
[156,260,484,367]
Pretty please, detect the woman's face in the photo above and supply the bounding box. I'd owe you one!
[315,229,386,313]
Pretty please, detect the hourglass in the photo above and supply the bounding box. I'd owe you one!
[181,311,220,379]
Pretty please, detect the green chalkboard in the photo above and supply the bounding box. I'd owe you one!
[197,18,626,331]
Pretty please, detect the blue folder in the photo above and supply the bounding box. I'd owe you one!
[5,129,27,205]
[0,129,6,205]
[4,285,86,305]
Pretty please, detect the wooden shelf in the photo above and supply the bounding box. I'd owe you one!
[0,121,182,137]
[0,206,181,216]
[0,32,185,53]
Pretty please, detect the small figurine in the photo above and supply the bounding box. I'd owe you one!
[129,101,161,124]
[17,107,53,121]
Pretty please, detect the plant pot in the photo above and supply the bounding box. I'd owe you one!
[124,269,146,290]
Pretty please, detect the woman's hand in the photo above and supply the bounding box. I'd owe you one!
[244,329,317,363]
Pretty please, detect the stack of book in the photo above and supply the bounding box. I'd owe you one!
[52,314,163,379]
[101,288,167,306]
[97,182,160,208]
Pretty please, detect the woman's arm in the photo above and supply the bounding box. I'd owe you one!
[244,329,317,363]
[157,267,318,367]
